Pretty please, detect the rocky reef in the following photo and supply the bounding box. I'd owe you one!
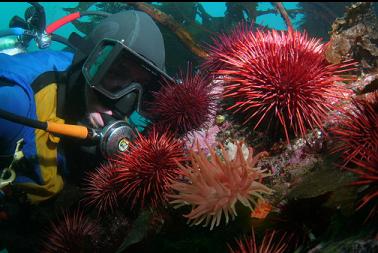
[325,2,378,75]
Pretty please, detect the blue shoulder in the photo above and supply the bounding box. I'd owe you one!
[0,84,31,155]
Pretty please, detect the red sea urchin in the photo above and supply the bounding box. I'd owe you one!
[42,209,99,253]
[203,23,356,143]
[114,128,187,209]
[350,154,378,219]
[148,64,218,136]
[331,92,378,166]
[228,230,289,253]
[82,162,120,214]
[201,23,252,73]
[331,92,378,218]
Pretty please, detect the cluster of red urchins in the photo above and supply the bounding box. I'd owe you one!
[202,23,356,144]
[331,92,378,217]
[82,64,217,213]
[82,128,187,213]
[147,64,218,136]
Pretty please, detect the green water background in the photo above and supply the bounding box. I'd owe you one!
[0,2,303,51]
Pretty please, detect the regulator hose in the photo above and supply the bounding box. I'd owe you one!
[0,108,89,139]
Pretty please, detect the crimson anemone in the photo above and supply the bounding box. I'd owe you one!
[169,141,272,230]
[114,128,187,209]
[82,162,120,214]
[202,23,356,143]
[148,64,218,136]
[42,209,99,253]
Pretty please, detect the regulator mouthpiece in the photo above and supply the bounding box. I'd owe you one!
[96,120,135,158]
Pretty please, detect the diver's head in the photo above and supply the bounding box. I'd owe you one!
[81,10,173,129]
[87,10,166,71]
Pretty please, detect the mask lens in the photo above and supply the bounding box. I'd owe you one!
[100,49,153,96]
[87,44,113,81]
[83,39,171,100]
[82,39,173,114]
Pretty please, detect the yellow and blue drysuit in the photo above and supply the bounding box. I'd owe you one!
[0,50,74,203]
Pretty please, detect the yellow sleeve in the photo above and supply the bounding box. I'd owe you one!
[17,83,64,203]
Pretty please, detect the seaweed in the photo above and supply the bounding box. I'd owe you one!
[62,2,294,75]
[298,2,351,40]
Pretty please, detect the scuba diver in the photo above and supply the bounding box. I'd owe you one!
[0,8,172,207]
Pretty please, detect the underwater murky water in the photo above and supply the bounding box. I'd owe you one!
[0,2,377,253]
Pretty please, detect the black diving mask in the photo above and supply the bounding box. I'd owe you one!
[82,38,173,100]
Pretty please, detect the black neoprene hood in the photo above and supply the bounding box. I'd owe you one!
[87,10,166,71]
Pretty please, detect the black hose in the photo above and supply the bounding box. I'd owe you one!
[0,108,47,130]
[51,33,78,51]
[81,11,111,17]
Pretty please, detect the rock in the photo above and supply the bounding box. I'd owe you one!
[325,2,378,74]
[353,73,378,95]
[287,160,358,216]
[339,239,378,253]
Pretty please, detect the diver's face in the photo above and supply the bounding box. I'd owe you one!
[85,84,113,128]
[101,58,153,95]
[87,59,155,128]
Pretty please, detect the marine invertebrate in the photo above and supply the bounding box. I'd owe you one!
[148,64,218,136]
[114,128,187,209]
[228,230,289,253]
[82,162,120,214]
[169,141,272,230]
[350,154,378,219]
[331,92,378,166]
[184,124,221,155]
[42,209,99,253]
[250,199,272,219]
[331,92,376,218]
[202,23,251,73]
[203,23,356,143]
